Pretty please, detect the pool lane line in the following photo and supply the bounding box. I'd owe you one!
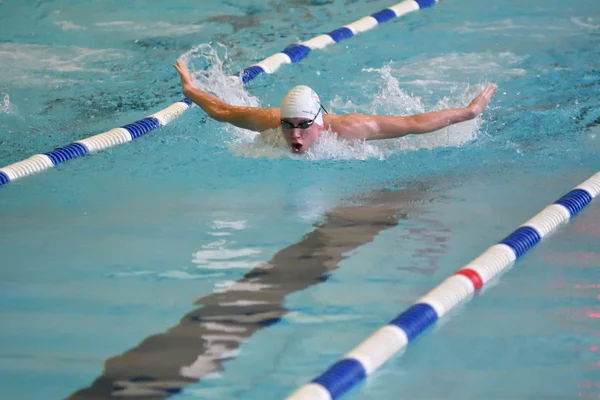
[67,184,440,399]
[0,0,441,187]
[286,171,600,400]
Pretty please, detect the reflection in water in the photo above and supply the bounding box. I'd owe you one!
[68,183,439,399]
[396,218,450,276]
[547,207,600,399]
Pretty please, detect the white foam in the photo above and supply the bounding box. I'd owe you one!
[0,43,126,86]
[202,322,247,333]
[0,93,17,115]
[456,18,585,37]
[108,270,224,279]
[94,20,204,36]
[210,220,248,230]
[201,240,227,249]
[180,344,241,379]
[456,19,523,34]
[384,52,527,88]
[180,44,493,161]
[193,248,262,263]
[362,64,426,115]
[208,232,232,237]
[194,261,259,270]
[54,21,87,30]
[180,43,260,108]
[213,280,271,293]
[306,130,390,161]
[157,270,217,280]
[218,300,270,306]
[230,127,289,159]
[285,311,364,324]
[192,235,262,269]
[571,17,600,30]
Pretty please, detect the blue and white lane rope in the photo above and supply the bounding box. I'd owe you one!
[287,171,600,400]
[0,0,440,187]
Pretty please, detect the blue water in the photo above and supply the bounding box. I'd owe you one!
[1,0,599,399]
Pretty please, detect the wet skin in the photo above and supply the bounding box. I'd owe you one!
[280,117,323,154]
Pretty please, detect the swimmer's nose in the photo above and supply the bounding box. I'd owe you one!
[291,128,302,138]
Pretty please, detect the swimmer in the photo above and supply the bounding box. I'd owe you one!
[174,59,496,154]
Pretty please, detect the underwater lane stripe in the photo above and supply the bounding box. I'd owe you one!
[0,0,439,186]
[286,171,600,400]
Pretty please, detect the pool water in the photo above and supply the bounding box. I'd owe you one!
[0,0,599,399]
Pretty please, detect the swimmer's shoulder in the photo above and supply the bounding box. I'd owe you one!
[324,113,371,139]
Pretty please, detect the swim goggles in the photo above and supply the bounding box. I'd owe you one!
[281,105,329,129]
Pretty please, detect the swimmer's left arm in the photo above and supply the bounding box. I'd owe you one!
[363,85,497,140]
[364,107,476,140]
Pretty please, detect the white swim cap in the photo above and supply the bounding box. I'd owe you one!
[280,85,323,125]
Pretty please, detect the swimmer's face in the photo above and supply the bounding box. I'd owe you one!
[281,117,322,154]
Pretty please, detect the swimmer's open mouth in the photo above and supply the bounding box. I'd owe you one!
[291,143,303,153]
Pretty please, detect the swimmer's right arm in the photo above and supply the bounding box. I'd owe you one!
[174,60,280,132]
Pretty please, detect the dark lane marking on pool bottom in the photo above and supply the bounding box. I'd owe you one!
[68,183,442,400]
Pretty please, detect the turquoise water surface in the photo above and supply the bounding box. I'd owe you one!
[1,0,599,399]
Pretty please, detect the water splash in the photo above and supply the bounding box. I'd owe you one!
[363,64,425,116]
[180,43,259,109]
[356,66,485,153]
[179,44,490,161]
[0,93,16,114]
[309,64,487,159]
[179,43,261,146]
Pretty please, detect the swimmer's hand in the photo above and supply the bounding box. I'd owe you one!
[173,59,196,91]
[467,85,497,117]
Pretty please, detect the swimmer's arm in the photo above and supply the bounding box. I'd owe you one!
[174,60,279,132]
[182,86,280,132]
[363,107,477,140]
[363,85,497,140]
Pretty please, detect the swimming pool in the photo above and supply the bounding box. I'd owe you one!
[1,0,599,398]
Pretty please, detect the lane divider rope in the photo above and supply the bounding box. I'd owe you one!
[0,0,441,187]
[285,171,600,400]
